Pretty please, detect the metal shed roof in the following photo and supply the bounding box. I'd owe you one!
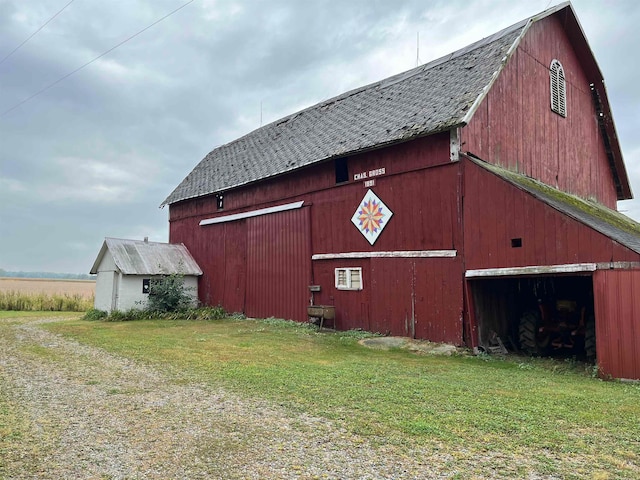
[90,238,203,276]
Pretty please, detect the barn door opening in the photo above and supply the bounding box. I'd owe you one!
[245,206,312,322]
[469,274,595,359]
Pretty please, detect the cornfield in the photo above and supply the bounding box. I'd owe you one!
[0,278,95,312]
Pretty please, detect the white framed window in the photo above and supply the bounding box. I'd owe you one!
[550,59,567,117]
[335,267,363,291]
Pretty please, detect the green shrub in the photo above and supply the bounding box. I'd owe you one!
[147,273,194,313]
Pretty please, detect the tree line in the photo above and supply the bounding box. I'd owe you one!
[0,269,95,280]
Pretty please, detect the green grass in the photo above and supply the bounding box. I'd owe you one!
[11,315,640,478]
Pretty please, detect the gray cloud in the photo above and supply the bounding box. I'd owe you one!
[1,0,639,273]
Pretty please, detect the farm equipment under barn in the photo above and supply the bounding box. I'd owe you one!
[519,298,595,358]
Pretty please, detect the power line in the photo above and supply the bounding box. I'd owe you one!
[0,0,76,67]
[1,0,195,117]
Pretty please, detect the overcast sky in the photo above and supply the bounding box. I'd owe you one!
[1,0,639,274]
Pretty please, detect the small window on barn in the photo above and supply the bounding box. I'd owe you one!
[216,193,224,210]
[550,59,567,117]
[335,267,363,290]
[335,157,349,183]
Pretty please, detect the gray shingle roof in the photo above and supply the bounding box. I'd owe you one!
[90,238,203,275]
[162,13,537,206]
[468,156,640,255]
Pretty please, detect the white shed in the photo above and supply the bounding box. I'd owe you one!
[90,237,203,313]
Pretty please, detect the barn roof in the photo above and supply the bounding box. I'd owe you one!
[162,2,630,206]
[90,238,203,276]
[467,155,640,255]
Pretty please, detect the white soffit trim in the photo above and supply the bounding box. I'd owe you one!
[465,263,597,278]
[450,128,460,162]
[312,250,457,260]
[200,201,304,226]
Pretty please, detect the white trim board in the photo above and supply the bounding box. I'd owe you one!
[312,250,457,260]
[465,263,597,278]
[200,201,304,226]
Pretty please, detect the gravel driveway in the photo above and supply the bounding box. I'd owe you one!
[0,317,448,479]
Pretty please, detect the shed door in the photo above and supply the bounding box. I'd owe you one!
[111,272,120,312]
[245,207,311,322]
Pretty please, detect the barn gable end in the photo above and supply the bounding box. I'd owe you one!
[461,5,630,207]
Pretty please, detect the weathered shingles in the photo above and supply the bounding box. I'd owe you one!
[162,26,524,206]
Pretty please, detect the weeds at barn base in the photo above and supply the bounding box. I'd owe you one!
[83,305,228,322]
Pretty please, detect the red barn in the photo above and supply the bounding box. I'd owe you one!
[163,3,640,380]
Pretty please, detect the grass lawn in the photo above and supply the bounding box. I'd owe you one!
[18,315,640,478]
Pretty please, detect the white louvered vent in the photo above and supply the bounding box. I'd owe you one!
[550,59,567,117]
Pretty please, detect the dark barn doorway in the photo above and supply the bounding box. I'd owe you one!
[469,275,595,359]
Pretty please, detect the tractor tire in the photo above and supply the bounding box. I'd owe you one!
[584,315,596,360]
[519,310,550,356]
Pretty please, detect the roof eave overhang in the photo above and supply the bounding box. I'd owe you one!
[89,241,108,275]
[594,83,632,200]
[553,3,631,200]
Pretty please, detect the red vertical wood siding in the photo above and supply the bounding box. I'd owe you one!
[461,15,618,207]
[170,217,226,306]
[463,159,640,270]
[368,258,414,336]
[170,220,248,308]
[313,257,464,344]
[369,258,464,343]
[222,220,247,313]
[309,163,461,254]
[312,259,371,332]
[245,207,311,322]
[307,160,464,343]
[169,132,458,334]
[413,258,464,343]
[593,270,640,380]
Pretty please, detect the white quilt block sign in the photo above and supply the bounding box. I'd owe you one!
[351,189,393,245]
